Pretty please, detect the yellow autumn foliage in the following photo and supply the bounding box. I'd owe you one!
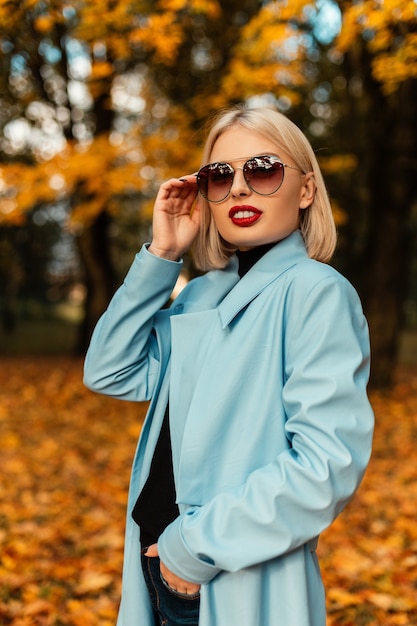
[33,14,54,34]
[0,0,24,29]
[129,13,185,65]
[1,357,417,624]
[318,154,358,175]
[372,32,417,94]
[73,0,140,58]
[157,0,221,18]
[0,103,203,229]
[336,0,416,93]
[90,61,114,80]
[1,0,416,231]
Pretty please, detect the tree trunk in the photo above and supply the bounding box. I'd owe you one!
[75,212,118,354]
[360,192,407,388]
[336,37,417,388]
[74,78,118,354]
[359,78,417,388]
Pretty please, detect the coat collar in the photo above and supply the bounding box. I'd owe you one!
[218,230,309,328]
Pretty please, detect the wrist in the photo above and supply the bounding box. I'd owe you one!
[148,244,182,262]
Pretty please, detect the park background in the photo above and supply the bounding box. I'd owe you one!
[1,1,417,624]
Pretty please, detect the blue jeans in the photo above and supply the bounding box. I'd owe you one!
[141,552,200,626]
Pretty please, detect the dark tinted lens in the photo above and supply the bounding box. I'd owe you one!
[244,156,284,195]
[197,162,234,202]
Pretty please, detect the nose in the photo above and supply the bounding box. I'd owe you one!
[230,167,250,197]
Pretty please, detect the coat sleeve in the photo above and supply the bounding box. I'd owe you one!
[158,273,374,584]
[83,244,182,401]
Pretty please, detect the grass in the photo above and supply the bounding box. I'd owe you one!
[0,317,79,356]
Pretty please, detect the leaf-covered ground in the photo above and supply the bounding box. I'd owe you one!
[1,357,416,625]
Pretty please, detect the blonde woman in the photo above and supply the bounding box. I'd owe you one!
[84,105,374,626]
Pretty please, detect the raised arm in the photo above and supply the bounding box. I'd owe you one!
[83,174,200,401]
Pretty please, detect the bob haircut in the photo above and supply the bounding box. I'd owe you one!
[192,105,337,271]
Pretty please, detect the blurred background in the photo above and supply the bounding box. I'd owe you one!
[1,0,416,388]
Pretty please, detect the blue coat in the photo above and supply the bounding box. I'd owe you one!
[84,230,374,626]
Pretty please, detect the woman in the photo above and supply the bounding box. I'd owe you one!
[84,105,374,626]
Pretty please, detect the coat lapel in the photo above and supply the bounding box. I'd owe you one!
[218,230,308,328]
[168,231,309,492]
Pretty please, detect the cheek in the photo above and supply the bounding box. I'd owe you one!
[210,207,226,229]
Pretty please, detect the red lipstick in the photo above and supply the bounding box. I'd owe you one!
[229,205,262,227]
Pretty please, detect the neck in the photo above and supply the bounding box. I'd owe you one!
[236,242,277,278]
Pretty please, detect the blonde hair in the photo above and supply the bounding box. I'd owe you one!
[192,105,337,270]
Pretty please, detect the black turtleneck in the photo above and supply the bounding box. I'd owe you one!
[132,242,277,547]
[236,242,277,278]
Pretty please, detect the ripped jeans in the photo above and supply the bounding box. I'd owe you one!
[141,552,200,626]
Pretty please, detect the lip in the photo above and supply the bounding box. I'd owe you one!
[229,205,262,227]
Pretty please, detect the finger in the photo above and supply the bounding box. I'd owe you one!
[178,175,198,194]
[179,187,199,202]
[164,176,196,189]
[159,561,196,589]
[166,184,198,204]
[158,176,197,201]
[158,178,188,199]
[144,543,159,557]
[179,173,198,183]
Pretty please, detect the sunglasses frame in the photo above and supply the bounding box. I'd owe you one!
[197,154,303,203]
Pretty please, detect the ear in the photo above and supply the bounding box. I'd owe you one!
[299,172,316,209]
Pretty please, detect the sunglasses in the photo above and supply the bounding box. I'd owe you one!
[196,154,303,203]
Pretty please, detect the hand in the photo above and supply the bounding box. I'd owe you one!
[145,543,201,596]
[148,174,201,261]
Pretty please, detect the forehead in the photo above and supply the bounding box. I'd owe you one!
[210,126,281,162]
